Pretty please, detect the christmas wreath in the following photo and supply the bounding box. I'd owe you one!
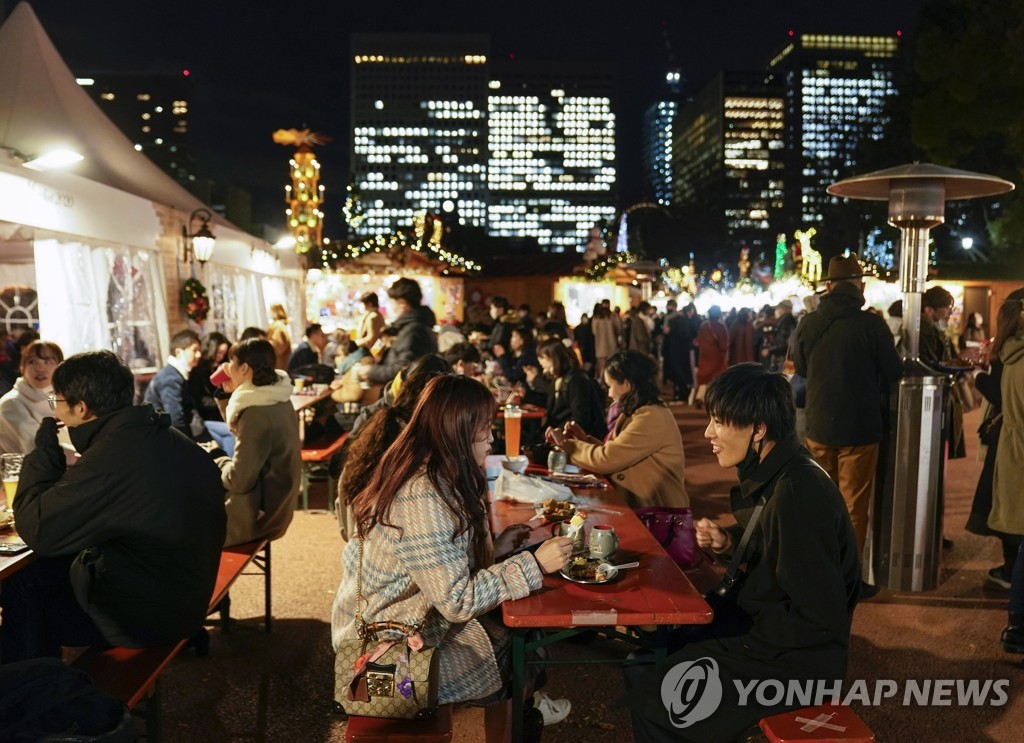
[180,278,210,323]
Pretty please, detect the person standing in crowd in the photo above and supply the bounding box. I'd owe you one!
[961,311,988,349]
[969,290,1024,590]
[0,340,64,455]
[920,285,967,461]
[661,300,693,403]
[359,278,438,387]
[728,307,756,365]
[493,326,539,386]
[546,301,571,340]
[548,350,688,509]
[992,290,1024,657]
[534,339,606,438]
[693,305,729,407]
[887,299,904,352]
[2,351,225,662]
[144,329,209,441]
[767,299,797,371]
[339,291,386,375]
[488,295,517,352]
[516,303,534,329]
[267,303,292,371]
[211,338,301,547]
[623,363,860,742]
[574,312,595,374]
[332,375,573,740]
[626,301,653,356]
[792,255,902,594]
[591,303,619,381]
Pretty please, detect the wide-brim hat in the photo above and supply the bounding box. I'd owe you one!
[822,255,864,282]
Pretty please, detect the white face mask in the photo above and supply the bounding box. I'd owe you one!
[936,319,948,331]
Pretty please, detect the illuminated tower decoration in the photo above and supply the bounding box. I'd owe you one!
[272,128,329,254]
[774,233,788,279]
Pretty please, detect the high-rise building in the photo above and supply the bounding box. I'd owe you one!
[672,71,784,261]
[350,34,490,237]
[487,61,617,252]
[641,69,682,206]
[76,71,196,188]
[766,33,900,226]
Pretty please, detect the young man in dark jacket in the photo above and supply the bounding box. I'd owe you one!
[2,351,226,662]
[144,328,206,440]
[623,363,861,742]
[358,278,437,386]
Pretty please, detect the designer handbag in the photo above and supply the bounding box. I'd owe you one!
[333,540,440,720]
[634,506,699,568]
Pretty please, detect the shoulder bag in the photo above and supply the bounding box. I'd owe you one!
[333,539,440,719]
[634,506,700,568]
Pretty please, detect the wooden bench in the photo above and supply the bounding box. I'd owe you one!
[345,704,454,743]
[759,704,875,742]
[71,539,271,741]
[300,431,348,511]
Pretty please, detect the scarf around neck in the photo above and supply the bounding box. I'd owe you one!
[225,369,293,434]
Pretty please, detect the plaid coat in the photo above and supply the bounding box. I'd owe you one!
[331,472,543,703]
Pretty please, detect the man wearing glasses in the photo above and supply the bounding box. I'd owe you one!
[1,350,225,662]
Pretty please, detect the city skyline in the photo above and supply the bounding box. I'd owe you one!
[23,0,926,237]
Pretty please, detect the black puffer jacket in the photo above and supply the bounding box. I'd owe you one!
[15,405,226,648]
[792,282,903,446]
[368,305,438,385]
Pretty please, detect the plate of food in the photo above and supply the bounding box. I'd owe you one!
[539,499,576,522]
[560,556,617,584]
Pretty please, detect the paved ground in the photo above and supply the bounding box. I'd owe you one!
[157,403,1024,742]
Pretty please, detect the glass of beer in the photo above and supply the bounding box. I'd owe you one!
[2,453,23,511]
[504,404,522,460]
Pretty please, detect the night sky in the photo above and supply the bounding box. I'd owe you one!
[22,0,926,233]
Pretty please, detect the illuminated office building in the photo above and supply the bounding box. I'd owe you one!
[76,72,196,187]
[673,72,784,260]
[350,34,490,236]
[766,33,900,226]
[641,69,682,206]
[487,61,617,252]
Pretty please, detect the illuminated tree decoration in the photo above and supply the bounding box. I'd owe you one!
[343,178,365,235]
[774,232,788,279]
[180,278,210,323]
[585,251,638,280]
[273,128,330,254]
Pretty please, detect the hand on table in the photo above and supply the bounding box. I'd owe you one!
[534,537,573,574]
[695,517,731,553]
[494,523,532,559]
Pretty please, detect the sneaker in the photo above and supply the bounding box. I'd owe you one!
[987,566,1012,590]
[534,691,571,726]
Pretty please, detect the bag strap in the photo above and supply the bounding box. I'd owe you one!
[714,495,766,595]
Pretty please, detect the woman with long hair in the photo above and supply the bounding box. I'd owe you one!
[694,305,729,407]
[332,375,571,740]
[493,326,538,386]
[213,338,301,546]
[266,303,292,371]
[547,350,688,508]
[532,339,606,439]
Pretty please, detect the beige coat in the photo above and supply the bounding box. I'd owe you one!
[989,334,1024,535]
[562,403,689,508]
[216,373,302,546]
[267,319,292,371]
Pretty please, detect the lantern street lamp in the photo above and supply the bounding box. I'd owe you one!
[182,208,216,265]
[828,163,1013,592]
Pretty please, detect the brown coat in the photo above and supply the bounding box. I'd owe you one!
[696,320,729,384]
[562,403,689,508]
[267,320,292,371]
[989,334,1024,535]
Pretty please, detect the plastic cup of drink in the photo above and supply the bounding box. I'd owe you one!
[293,378,306,393]
[210,363,231,387]
[2,453,23,511]
[504,405,522,459]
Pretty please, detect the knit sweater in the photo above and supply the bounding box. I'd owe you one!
[0,378,53,454]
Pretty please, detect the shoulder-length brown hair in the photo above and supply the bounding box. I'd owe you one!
[991,288,1024,359]
[352,375,497,547]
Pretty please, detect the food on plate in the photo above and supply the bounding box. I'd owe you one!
[541,499,576,521]
[565,556,609,582]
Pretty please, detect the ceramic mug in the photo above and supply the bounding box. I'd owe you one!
[588,524,618,560]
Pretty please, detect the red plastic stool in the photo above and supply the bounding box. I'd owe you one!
[759,704,875,742]
[344,704,453,743]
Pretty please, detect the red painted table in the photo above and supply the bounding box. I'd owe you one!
[491,470,712,741]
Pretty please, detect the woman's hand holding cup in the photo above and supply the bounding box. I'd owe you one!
[534,536,573,574]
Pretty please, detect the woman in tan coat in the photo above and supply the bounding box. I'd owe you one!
[266,303,292,371]
[547,350,689,508]
[214,338,302,547]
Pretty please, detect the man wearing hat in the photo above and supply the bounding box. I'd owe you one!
[792,255,902,593]
[767,299,797,372]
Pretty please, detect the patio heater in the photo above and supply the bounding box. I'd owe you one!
[828,163,1013,591]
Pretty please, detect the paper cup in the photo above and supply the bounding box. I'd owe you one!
[210,364,230,387]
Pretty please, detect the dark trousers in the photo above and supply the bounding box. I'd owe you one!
[1011,542,1024,616]
[0,555,107,664]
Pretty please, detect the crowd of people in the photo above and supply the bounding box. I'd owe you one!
[2,270,1023,743]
